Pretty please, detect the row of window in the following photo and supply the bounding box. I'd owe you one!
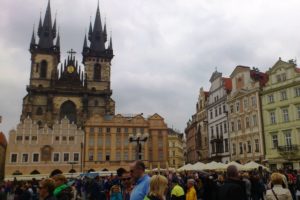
[230,96,257,114]
[210,121,227,138]
[10,152,80,163]
[89,127,148,134]
[209,104,226,119]
[88,135,163,148]
[230,114,258,132]
[269,106,300,124]
[267,87,300,104]
[16,135,75,142]
[232,139,260,155]
[271,130,294,148]
[88,151,165,161]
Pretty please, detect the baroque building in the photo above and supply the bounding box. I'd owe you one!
[207,71,231,163]
[227,66,267,164]
[84,114,169,171]
[21,0,115,128]
[168,129,185,169]
[185,87,209,163]
[261,58,300,170]
[5,118,84,176]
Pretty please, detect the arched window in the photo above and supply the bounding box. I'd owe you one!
[94,64,101,80]
[60,101,77,123]
[36,107,43,115]
[40,60,47,78]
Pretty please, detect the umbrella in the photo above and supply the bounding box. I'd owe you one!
[204,161,226,170]
[178,163,193,171]
[226,161,247,171]
[191,162,207,171]
[244,161,268,170]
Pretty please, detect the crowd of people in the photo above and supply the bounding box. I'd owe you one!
[1,160,300,200]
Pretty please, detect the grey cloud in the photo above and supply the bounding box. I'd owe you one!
[2,0,300,136]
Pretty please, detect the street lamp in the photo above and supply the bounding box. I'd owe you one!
[68,161,78,178]
[129,133,149,160]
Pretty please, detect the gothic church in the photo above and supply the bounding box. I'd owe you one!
[22,0,115,128]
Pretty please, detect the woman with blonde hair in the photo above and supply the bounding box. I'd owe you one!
[144,175,168,200]
[266,172,292,200]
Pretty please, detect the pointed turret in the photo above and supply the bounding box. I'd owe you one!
[82,1,113,59]
[38,0,56,50]
[38,15,43,37]
[30,26,37,52]
[83,34,88,49]
[55,29,60,52]
[103,22,107,43]
[108,35,113,51]
[88,21,93,41]
[89,1,105,52]
[52,16,57,38]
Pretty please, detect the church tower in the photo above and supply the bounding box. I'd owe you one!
[82,2,115,116]
[21,0,115,128]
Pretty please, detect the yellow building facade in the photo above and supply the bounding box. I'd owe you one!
[84,114,169,171]
[168,129,185,169]
[262,59,300,170]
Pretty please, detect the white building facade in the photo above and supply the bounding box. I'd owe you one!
[207,71,232,163]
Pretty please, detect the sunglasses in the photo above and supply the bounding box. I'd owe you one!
[122,177,131,181]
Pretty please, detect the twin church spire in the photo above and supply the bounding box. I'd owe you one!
[82,1,113,59]
[30,0,113,59]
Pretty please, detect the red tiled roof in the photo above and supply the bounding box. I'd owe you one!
[222,78,232,91]
[0,132,7,147]
[250,70,269,87]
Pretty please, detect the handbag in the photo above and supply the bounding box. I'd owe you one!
[271,189,279,200]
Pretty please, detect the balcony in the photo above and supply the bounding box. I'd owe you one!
[277,145,298,154]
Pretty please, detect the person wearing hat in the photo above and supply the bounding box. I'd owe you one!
[170,177,185,200]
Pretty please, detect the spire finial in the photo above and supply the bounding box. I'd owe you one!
[56,26,60,47]
[108,31,113,51]
[30,24,36,46]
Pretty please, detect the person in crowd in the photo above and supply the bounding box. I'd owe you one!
[170,177,185,200]
[186,179,197,200]
[218,165,247,200]
[266,172,293,200]
[242,172,252,200]
[0,184,7,200]
[18,182,32,200]
[251,172,266,200]
[121,171,133,200]
[144,175,168,200]
[110,184,122,200]
[52,174,73,200]
[38,178,56,200]
[129,160,150,200]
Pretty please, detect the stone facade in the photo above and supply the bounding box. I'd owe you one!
[5,118,84,176]
[21,1,115,129]
[168,129,185,169]
[0,132,7,180]
[261,59,300,170]
[84,114,169,171]
[185,87,209,163]
[207,71,231,163]
[227,66,267,164]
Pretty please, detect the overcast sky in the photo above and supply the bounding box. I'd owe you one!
[1,0,300,136]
